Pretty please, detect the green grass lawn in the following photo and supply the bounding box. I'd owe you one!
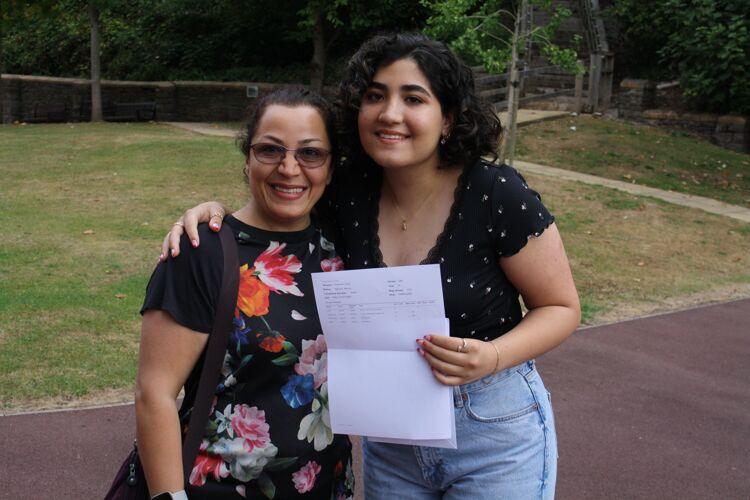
[0,121,748,408]
[0,123,247,404]
[516,115,750,208]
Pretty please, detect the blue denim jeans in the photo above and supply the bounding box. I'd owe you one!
[364,360,557,499]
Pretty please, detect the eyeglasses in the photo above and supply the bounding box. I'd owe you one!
[249,143,331,169]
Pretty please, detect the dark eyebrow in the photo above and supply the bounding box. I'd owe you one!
[258,135,325,146]
[257,135,284,145]
[369,81,432,97]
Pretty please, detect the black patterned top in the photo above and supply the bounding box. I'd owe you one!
[323,160,554,341]
[142,216,354,499]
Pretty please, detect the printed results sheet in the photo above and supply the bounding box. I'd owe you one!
[312,264,456,448]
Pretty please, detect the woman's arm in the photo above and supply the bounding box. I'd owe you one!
[135,310,209,496]
[418,223,580,385]
[160,202,232,260]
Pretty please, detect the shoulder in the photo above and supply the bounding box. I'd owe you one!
[468,159,530,191]
[180,223,225,265]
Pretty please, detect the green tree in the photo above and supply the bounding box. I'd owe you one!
[295,0,428,92]
[423,0,582,164]
[608,0,750,114]
[1,0,428,86]
[423,0,580,74]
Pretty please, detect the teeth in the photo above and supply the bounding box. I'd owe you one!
[274,186,304,194]
[379,133,405,140]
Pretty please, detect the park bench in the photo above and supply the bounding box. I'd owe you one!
[24,103,69,123]
[103,101,157,122]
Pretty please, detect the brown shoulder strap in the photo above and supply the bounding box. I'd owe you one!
[180,224,239,482]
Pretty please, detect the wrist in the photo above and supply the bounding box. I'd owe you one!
[152,490,188,500]
[489,341,501,374]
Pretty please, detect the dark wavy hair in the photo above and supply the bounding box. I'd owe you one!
[238,85,337,168]
[337,32,501,169]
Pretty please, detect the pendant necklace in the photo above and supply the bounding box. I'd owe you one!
[384,178,441,231]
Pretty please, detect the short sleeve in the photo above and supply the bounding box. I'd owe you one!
[140,224,224,333]
[490,164,554,257]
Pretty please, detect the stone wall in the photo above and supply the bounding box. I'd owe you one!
[0,74,284,123]
[617,79,749,153]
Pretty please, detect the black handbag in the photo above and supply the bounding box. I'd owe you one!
[104,225,239,499]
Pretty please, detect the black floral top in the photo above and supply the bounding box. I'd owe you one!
[323,159,554,341]
[142,216,354,500]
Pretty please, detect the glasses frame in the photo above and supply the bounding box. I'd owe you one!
[249,142,331,169]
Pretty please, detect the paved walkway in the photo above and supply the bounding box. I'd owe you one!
[163,114,750,224]
[515,160,750,223]
[1,298,748,499]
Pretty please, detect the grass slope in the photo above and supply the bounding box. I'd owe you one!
[517,115,750,208]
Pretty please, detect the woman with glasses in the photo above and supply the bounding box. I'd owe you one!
[137,86,354,500]
[163,33,579,499]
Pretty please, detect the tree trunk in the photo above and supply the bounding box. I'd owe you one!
[309,11,326,93]
[501,0,525,166]
[89,1,103,122]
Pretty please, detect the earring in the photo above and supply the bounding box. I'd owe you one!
[440,135,448,145]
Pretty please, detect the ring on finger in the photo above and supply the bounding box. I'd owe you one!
[210,212,224,219]
[173,221,185,227]
[457,338,467,353]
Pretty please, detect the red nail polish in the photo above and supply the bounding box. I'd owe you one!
[171,248,177,257]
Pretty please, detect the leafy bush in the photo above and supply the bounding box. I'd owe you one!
[607,0,750,114]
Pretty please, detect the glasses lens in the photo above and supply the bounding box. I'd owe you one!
[296,147,327,167]
[252,144,284,163]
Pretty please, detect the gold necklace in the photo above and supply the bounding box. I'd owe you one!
[384,178,440,231]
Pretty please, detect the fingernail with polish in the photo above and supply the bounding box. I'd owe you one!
[417,348,425,356]
[191,239,198,247]
[171,248,177,257]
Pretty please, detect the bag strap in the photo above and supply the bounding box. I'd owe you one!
[180,224,239,481]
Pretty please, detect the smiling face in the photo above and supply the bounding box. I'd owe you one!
[357,57,452,174]
[244,104,332,231]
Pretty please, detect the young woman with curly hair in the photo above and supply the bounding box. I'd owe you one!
[163,32,580,499]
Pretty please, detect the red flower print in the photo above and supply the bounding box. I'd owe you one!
[253,242,303,296]
[320,256,344,272]
[256,332,286,353]
[189,440,229,486]
[292,460,321,493]
[230,404,271,452]
[237,264,270,317]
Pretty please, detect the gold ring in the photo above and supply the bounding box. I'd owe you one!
[457,338,467,353]
[173,221,184,227]
[210,212,224,219]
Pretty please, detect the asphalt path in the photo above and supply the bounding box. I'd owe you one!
[1,298,748,499]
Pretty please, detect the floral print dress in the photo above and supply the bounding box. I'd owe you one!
[142,216,353,500]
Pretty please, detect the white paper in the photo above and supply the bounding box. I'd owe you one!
[312,264,456,448]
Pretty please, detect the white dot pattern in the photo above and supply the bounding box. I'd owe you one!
[325,160,554,343]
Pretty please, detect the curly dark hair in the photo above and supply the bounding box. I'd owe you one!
[238,85,337,167]
[337,32,501,169]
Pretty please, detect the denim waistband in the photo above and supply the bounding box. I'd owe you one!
[452,360,535,407]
